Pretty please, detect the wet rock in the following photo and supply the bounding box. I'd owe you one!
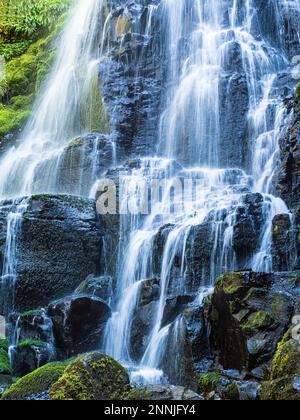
[260,330,300,400]
[143,384,204,401]
[74,275,113,302]
[1,195,103,314]
[272,214,294,271]
[130,278,160,360]
[233,193,265,266]
[48,295,111,358]
[101,3,163,159]
[11,340,50,377]
[210,271,298,372]
[237,381,260,401]
[7,309,54,346]
[275,98,300,211]
[54,134,114,196]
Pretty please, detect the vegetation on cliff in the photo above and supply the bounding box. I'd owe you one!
[0,0,71,143]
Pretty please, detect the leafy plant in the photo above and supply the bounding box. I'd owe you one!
[0,0,72,41]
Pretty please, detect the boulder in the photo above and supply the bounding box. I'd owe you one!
[272,214,294,271]
[260,330,300,400]
[74,275,113,302]
[49,352,130,400]
[0,195,103,314]
[10,340,50,377]
[209,271,299,372]
[1,361,68,400]
[48,295,111,357]
[54,134,113,196]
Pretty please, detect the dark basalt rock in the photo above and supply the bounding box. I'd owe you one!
[7,195,103,314]
[130,278,160,360]
[48,295,111,358]
[54,134,114,196]
[209,271,299,372]
[11,342,50,378]
[74,274,113,302]
[275,98,300,210]
[7,309,54,347]
[272,213,294,271]
[233,193,265,265]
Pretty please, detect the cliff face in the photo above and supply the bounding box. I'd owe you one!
[0,0,300,401]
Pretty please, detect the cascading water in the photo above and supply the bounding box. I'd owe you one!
[0,0,108,198]
[102,0,299,385]
[0,0,297,389]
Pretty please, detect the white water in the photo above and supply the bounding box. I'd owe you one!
[0,0,106,198]
[0,0,297,387]
[103,0,297,384]
[0,198,28,316]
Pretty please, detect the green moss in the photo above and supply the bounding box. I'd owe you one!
[215,272,244,295]
[241,311,273,331]
[124,388,154,400]
[0,15,67,143]
[0,348,12,375]
[222,382,240,400]
[17,340,45,350]
[20,309,43,318]
[198,373,222,394]
[0,339,9,352]
[271,330,300,380]
[296,83,300,100]
[49,353,130,401]
[260,330,300,400]
[1,362,68,400]
[0,41,31,61]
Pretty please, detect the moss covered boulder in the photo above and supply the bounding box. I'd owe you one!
[49,352,130,400]
[210,271,295,372]
[1,361,68,400]
[261,330,300,400]
[0,339,11,375]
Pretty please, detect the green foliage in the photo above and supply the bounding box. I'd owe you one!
[17,339,45,349]
[198,373,222,394]
[0,339,8,352]
[0,348,11,374]
[1,361,68,400]
[0,0,72,41]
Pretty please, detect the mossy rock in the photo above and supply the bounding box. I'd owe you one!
[0,339,11,374]
[241,311,274,332]
[198,373,222,394]
[215,273,245,295]
[1,361,68,400]
[260,376,300,401]
[260,330,300,400]
[221,382,240,400]
[124,388,154,400]
[271,330,300,380]
[0,16,66,143]
[0,339,9,353]
[17,340,45,350]
[49,352,130,401]
[0,348,12,375]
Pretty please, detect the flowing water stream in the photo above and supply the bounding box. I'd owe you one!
[0,0,298,385]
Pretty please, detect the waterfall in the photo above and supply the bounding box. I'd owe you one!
[0,0,107,198]
[102,0,299,384]
[0,198,28,316]
[0,0,298,388]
